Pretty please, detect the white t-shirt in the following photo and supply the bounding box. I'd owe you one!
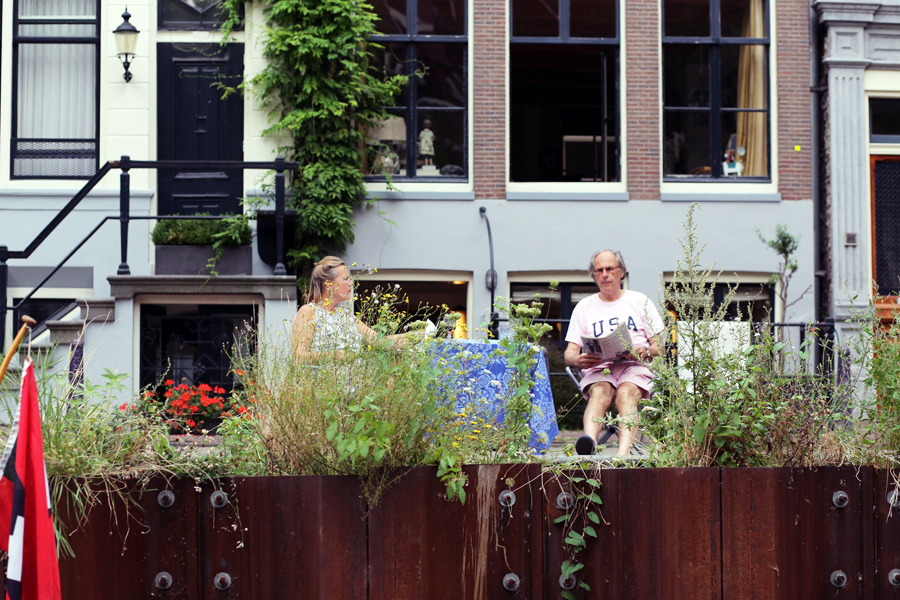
[565,290,665,363]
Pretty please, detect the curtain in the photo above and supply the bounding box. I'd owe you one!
[736,0,767,177]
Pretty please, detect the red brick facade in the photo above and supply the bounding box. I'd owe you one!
[470,0,812,202]
[625,0,662,200]
[472,0,507,199]
[774,0,814,202]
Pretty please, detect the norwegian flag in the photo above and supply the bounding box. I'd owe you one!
[0,359,61,600]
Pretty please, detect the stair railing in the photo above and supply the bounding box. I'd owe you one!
[0,155,298,350]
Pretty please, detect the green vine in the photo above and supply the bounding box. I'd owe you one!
[221,0,408,284]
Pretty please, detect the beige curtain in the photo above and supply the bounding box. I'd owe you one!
[736,0,767,177]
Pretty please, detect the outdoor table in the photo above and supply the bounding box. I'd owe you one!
[430,339,559,452]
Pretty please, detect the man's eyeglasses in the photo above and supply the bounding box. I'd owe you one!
[593,266,618,275]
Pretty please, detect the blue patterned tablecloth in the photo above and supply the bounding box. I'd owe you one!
[430,339,559,452]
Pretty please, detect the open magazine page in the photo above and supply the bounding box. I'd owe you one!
[580,320,635,362]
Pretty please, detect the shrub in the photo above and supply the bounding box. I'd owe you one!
[151,215,251,246]
[642,204,848,467]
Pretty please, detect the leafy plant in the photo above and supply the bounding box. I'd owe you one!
[220,0,409,284]
[643,205,846,467]
[151,215,251,246]
[757,223,811,322]
[549,466,604,599]
[151,214,253,275]
[851,302,900,463]
[138,378,237,433]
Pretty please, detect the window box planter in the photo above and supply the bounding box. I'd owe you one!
[154,245,252,276]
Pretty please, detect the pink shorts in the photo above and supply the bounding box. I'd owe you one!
[579,361,654,400]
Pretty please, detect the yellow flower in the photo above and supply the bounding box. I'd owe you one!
[452,442,459,448]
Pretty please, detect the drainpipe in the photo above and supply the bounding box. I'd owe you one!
[479,207,498,338]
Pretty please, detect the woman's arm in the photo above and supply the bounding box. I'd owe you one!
[292,304,318,360]
[355,319,417,348]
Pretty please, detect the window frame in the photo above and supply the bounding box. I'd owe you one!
[508,0,621,185]
[367,0,469,182]
[10,0,101,180]
[661,0,771,182]
[158,0,242,31]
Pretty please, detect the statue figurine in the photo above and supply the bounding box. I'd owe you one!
[418,119,435,167]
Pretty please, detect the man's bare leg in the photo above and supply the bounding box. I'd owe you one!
[614,382,643,456]
[583,382,614,442]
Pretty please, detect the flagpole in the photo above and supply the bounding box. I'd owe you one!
[0,315,36,386]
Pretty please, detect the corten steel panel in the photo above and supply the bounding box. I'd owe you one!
[369,464,545,599]
[875,469,900,597]
[197,476,366,600]
[722,467,874,600]
[543,467,721,599]
[57,477,199,599]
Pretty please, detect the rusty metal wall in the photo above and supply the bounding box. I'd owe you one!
[36,467,900,599]
[722,467,876,599]
[57,476,199,599]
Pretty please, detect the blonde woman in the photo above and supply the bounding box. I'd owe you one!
[292,257,417,361]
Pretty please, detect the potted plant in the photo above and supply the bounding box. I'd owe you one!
[152,214,253,276]
[141,378,237,434]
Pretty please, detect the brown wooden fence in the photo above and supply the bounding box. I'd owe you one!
[32,465,900,598]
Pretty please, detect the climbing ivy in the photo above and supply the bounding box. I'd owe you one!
[221,0,407,284]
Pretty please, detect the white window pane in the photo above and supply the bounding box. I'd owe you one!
[19,0,96,18]
[17,44,95,138]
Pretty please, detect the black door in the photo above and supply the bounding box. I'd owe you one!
[157,43,244,215]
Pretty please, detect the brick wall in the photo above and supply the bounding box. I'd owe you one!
[472,0,507,199]
[470,0,812,201]
[775,0,814,202]
[625,0,662,200]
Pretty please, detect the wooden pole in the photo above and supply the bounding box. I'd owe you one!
[0,315,37,387]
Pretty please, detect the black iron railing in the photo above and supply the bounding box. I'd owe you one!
[0,156,298,349]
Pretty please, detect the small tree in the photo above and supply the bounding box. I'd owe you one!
[756,224,811,323]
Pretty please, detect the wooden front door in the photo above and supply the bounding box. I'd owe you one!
[870,156,900,324]
[157,43,244,215]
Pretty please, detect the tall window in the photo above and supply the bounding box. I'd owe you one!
[367,0,467,180]
[662,0,769,180]
[510,0,619,183]
[12,0,99,179]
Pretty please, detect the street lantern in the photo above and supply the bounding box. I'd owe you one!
[112,9,139,82]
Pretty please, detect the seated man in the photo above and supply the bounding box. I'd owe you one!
[564,250,664,456]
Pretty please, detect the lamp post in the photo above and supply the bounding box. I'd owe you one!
[113,9,139,83]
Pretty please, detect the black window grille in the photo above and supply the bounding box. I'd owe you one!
[366,0,468,181]
[873,158,900,297]
[662,0,770,180]
[509,0,620,183]
[139,304,258,393]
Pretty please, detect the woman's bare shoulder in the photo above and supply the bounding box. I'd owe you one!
[294,304,316,322]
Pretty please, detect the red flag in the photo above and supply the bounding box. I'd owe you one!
[0,358,61,600]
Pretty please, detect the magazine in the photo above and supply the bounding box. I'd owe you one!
[580,320,635,362]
